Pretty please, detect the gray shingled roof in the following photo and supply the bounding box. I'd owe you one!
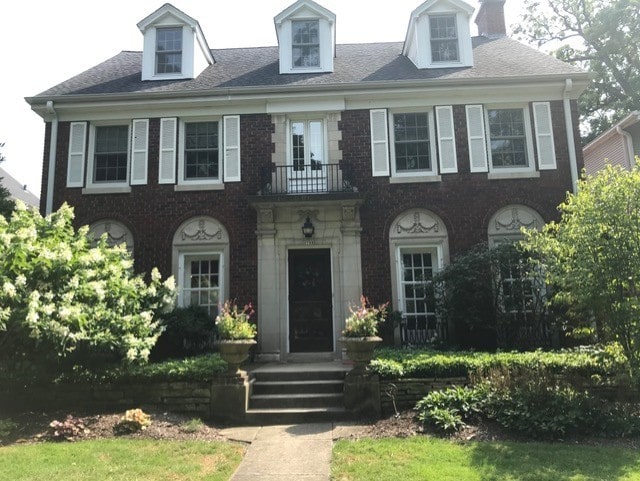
[0,167,40,208]
[32,37,586,99]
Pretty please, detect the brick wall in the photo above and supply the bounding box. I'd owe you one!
[41,102,581,323]
[341,102,577,305]
[43,114,273,307]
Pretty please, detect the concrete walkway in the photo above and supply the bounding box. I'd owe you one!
[220,422,367,480]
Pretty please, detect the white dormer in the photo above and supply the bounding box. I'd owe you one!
[138,3,214,81]
[403,0,475,69]
[274,0,336,74]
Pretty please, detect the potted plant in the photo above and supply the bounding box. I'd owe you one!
[340,296,388,372]
[215,300,257,374]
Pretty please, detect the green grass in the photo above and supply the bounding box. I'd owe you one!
[332,437,640,481]
[0,439,244,481]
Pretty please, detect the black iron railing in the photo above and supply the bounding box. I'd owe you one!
[400,315,448,348]
[259,163,355,195]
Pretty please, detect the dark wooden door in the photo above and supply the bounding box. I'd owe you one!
[288,249,333,352]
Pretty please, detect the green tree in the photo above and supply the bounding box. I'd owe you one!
[0,203,176,367]
[523,164,640,376]
[0,143,15,219]
[515,0,640,141]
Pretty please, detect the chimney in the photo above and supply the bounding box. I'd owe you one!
[475,0,507,38]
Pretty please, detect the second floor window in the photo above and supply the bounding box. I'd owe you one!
[430,15,459,63]
[488,109,528,168]
[156,27,182,74]
[94,125,128,183]
[292,20,320,68]
[393,113,432,173]
[184,121,220,180]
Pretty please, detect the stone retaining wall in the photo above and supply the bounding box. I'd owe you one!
[1,381,212,416]
[379,377,467,416]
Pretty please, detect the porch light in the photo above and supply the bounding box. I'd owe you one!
[302,216,315,238]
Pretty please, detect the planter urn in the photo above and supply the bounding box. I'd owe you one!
[340,336,382,373]
[216,339,257,374]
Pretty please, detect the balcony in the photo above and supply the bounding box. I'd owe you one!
[258,163,356,196]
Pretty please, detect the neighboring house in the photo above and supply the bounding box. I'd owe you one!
[583,112,640,175]
[0,166,40,209]
[25,0,588,361]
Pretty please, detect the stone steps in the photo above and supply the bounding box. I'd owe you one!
[246,363,350,424]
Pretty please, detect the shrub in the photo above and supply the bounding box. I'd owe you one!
[0,203,175,366]
[114,409,151,434]
[152,305,216,360]
[48,415,89,441]
[415,386,483,433]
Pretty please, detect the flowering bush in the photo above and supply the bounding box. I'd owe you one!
[215,300,257,340]
[114,408,152,434]
[342,296,388,338]
[0,202,176,366]
[48,415,89,441]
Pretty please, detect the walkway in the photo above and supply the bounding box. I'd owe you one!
[220,422,367,481]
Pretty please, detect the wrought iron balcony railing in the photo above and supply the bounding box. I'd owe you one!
[259,163,356,195]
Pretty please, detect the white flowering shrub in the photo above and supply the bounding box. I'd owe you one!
[0,202,176,365]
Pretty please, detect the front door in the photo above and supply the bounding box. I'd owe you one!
[288,249,333,352]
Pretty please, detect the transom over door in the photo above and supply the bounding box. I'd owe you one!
[288,249,333,352]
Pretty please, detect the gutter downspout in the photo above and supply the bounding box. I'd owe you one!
[563,79,579,193]
[616,126,635,170]
[45,101,58,215]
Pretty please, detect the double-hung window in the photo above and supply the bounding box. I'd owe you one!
[185,121,219,180]
[180,121,221,183]
[292,20,320,68]
[430,15,459,63]
[94,125,129,183]
[391,112,436,176]
[181,254,222,316]
[486,106,535,172]
[156,27,182,74]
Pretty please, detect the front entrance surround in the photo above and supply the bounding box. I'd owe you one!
[251,195,364,361]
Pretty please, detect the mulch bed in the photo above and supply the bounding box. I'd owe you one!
[2,409,640,449]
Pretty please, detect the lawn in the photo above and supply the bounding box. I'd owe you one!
[0,439,244,481]
[332,437,640,481]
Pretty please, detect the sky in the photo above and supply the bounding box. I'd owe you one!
[0,0,527,199]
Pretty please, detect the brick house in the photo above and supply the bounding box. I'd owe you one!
[26,0,588,361]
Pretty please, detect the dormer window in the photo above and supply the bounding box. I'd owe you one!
[403,0,474,69]
[292,20,320,68]
[429,15,459,62]
[138,4,214,81]
[274,0,336,74]
[156,27,182,74]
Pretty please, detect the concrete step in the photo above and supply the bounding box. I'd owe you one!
[244,406,350,425]
[251,369,346,383]
[252,379,344,395]
[250,393,344,410]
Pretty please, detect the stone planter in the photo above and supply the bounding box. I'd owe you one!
[340,336,382,373]
[216,339,257,374]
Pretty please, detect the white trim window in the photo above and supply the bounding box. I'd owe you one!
[390,111,437,176]
[486,106,535,172]
[86,123,130,188]
[397,246,440,342]
[430,15,459,63]
[292,20,320,68]
[179,253,223,315]
[179,120,221,184]
[156,27,182,74]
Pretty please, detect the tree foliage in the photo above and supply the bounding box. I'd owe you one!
[523,164,640,376]
[515,0,640,141]
[0,202,176,366]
